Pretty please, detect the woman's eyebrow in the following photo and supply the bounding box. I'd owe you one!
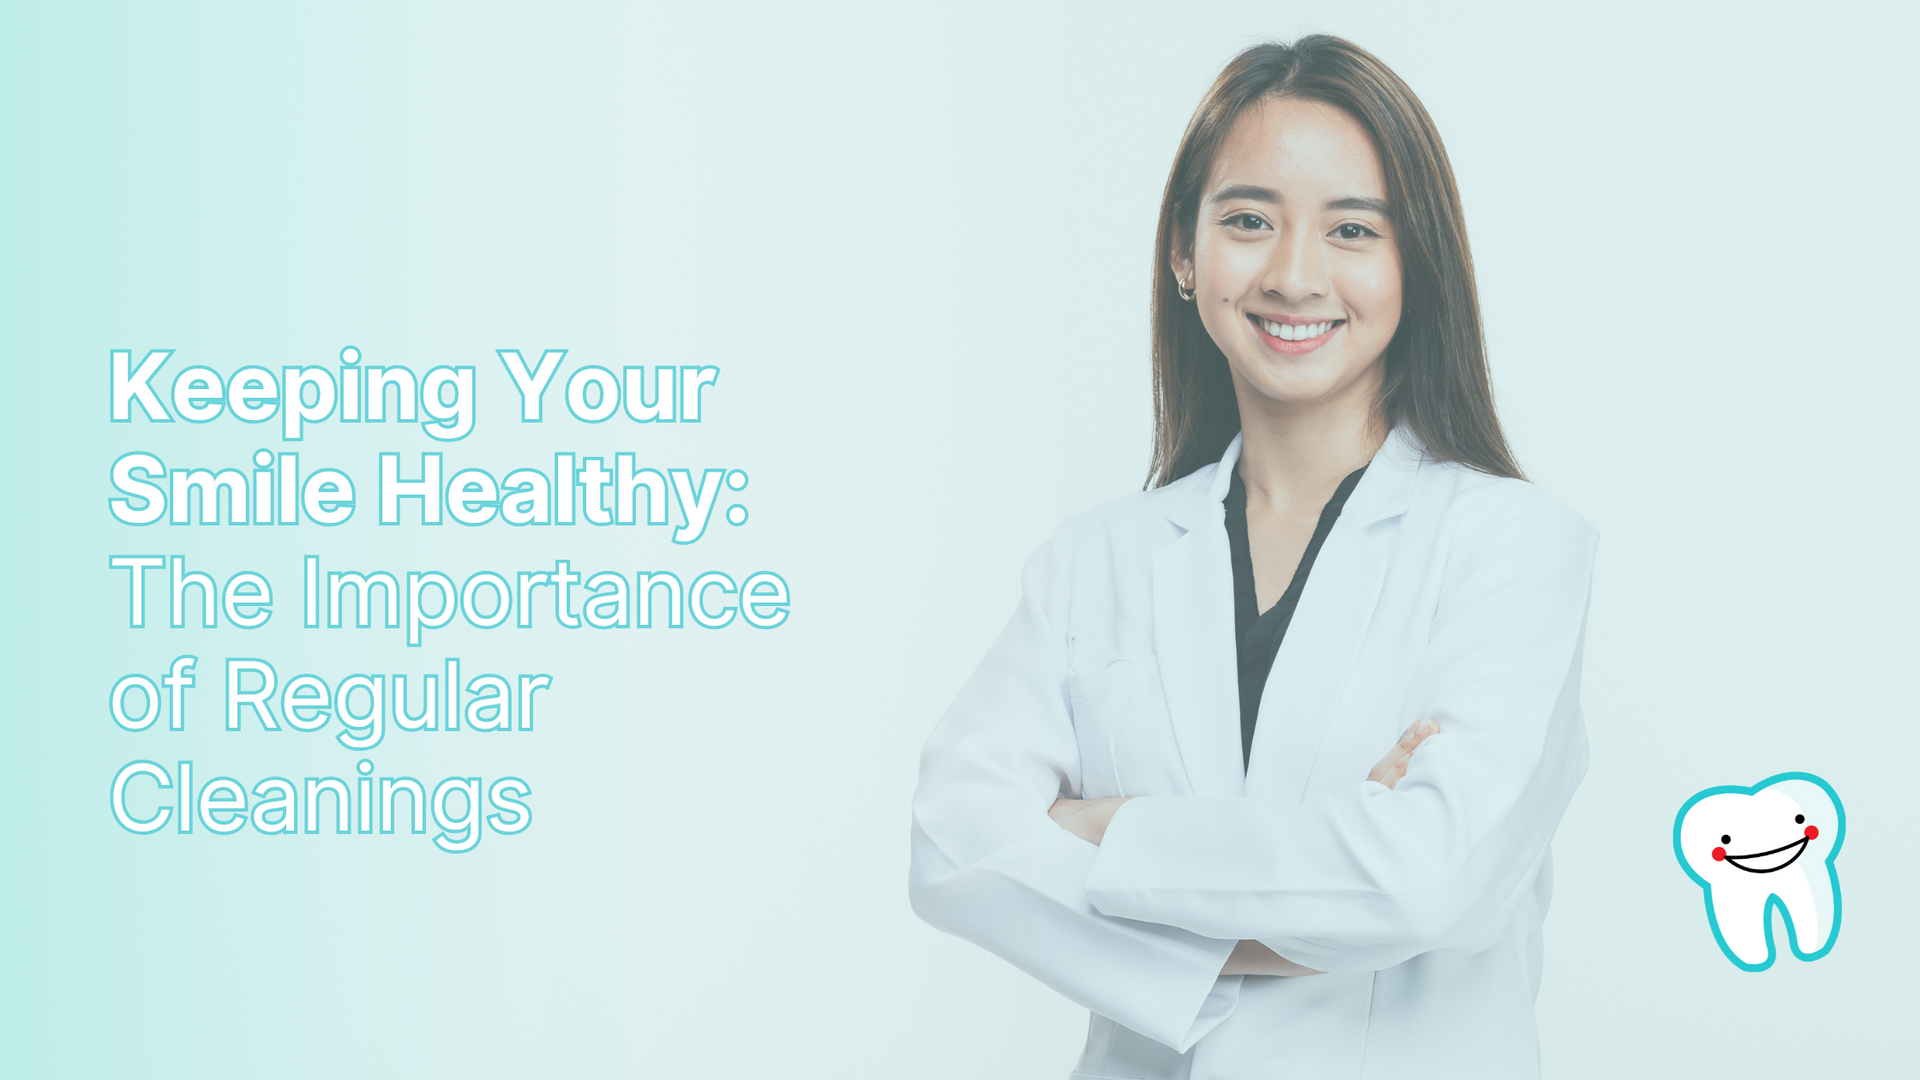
[1325,196,1390,214]
[1207,184,1280,204]
[1206,187,1391,216]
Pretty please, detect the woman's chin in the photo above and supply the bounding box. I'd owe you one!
[1233,359,1374,411]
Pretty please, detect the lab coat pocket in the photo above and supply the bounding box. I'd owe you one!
[1066,659,1186,798]
[1067,661,1136,799]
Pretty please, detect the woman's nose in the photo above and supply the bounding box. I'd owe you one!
[1262,224,1330,301]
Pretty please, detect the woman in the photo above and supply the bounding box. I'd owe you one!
[909,35,1596,1079]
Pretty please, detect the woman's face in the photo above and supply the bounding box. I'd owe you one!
[1175,97,1403,413]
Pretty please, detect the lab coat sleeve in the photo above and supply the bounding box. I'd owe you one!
[909,526,1241,1053]
[1083,501,1598,974]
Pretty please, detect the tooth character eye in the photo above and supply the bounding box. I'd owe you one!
[1721,834,1731,844]
[1795,814,1805,824]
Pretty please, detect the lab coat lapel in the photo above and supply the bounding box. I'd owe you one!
[1245,426,1423,802]
[1150,436,1247,798]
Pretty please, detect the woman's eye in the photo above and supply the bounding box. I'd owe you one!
[1222,212,1271,231]
[1333,222,1377,241]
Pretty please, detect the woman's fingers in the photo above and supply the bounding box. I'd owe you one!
[1398,718,1439,751]
[1046,797,1127,846]
[1369,720,1440,789]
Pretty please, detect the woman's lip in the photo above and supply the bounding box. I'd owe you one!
[1250,313,1343,326]
[1249,314,1343,355]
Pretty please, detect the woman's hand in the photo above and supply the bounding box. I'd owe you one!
[1048,796,1129,846]
[1222,939,1323,977]
[1367,718,1439,789]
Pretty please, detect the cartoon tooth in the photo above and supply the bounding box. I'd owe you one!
[1674,772,1845,971]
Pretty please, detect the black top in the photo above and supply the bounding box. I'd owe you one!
[1223,464,1369,768]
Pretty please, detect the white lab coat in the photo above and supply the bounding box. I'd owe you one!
[909,426,1598,1079]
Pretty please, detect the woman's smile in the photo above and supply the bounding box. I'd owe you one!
[1248,313,1346,353]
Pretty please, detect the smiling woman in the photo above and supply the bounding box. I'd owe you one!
[910,35,1597,1080]
[1149,38,1517,491]
[1174,101,1405,429]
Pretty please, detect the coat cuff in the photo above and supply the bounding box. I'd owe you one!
[924,822,1240,1050]
[1084,796,1415,976]
[1084,794,1225,920]
[1183,973,1243,1049]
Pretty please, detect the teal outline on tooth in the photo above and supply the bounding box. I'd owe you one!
[1673,771,1845,972]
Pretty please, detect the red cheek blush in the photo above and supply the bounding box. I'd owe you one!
[1805,825,1819,839]
[1711,847,1726,861]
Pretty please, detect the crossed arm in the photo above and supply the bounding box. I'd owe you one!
[1047,718,1440,976]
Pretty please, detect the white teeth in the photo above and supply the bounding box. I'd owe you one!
[1261,319,1333,341]
[1676,776,1843,970]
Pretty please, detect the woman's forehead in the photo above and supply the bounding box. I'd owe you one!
[1207,97,1387,202]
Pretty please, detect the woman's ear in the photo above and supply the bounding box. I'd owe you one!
[1169,222,1194,285]
[1170,253,1194,288]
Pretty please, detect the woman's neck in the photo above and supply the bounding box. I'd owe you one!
[1232,368,1387,511]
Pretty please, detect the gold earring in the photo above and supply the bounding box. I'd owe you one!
[1176,275,1196,301]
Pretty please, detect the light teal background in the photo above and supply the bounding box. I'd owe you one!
[3,2,1915,1076]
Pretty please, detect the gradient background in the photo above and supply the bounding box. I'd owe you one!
[3,2,1915,1076]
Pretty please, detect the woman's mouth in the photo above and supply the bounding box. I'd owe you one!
[1250,314,1344,354]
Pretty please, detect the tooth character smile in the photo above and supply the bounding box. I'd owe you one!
[1721,834,1812,874]
[1674,773,1845,971]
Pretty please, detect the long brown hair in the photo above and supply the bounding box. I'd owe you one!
[1147,36,1523,487]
